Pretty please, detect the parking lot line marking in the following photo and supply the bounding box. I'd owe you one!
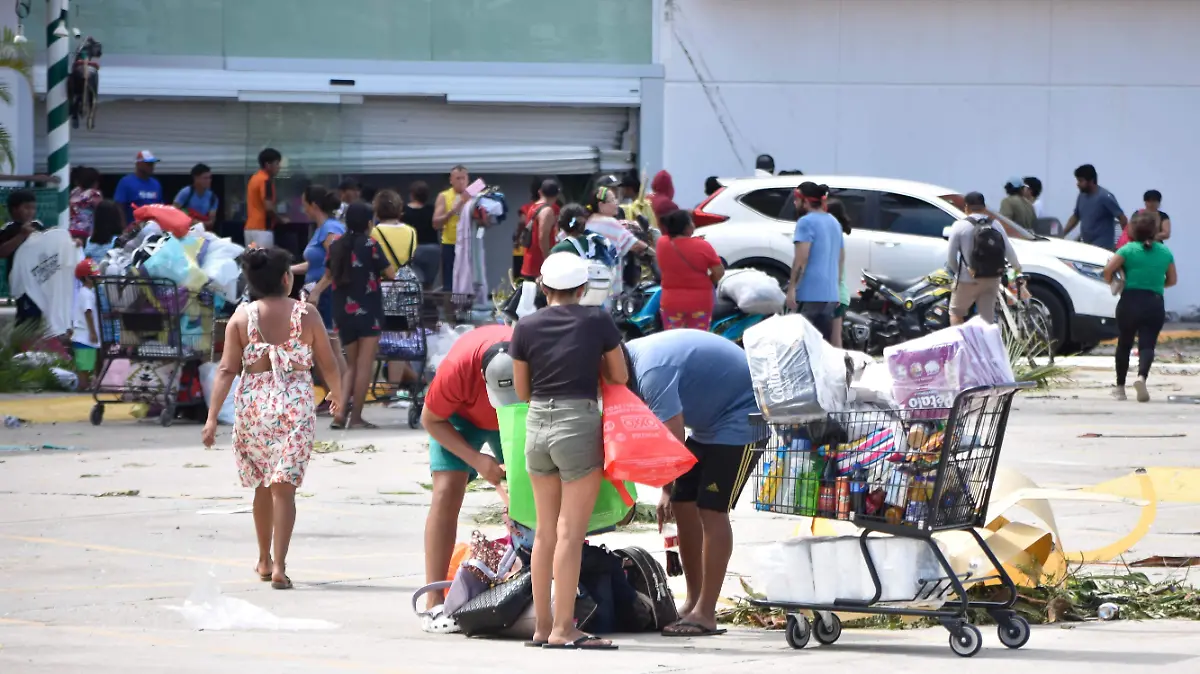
[0,535,363,580]
[0,619,411,672]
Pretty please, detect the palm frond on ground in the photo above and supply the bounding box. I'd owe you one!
[0,321,72,393]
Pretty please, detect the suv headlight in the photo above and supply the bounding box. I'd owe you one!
[1058,258,1106,281]
[622,296,639,316]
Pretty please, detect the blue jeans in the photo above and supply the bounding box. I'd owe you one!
[440,244,456,292]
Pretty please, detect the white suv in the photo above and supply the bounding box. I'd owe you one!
[692,176,1118,350]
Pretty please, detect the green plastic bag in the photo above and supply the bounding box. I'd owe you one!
[498,403,637,534]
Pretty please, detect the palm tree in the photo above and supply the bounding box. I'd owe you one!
[0,27,33,172]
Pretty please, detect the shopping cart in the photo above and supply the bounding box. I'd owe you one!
[90,276,218,427]
[424,290,496,326]
[749,382,1033,658]
[372,267,431,428]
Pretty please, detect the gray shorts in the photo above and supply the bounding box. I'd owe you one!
[525,398,603,483]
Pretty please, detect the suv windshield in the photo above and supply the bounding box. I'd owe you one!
[940,194,1036,241]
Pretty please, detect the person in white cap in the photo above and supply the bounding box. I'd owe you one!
[508,252,627,650]
[113,150,163,223]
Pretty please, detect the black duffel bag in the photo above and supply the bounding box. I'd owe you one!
[450,570,533,637]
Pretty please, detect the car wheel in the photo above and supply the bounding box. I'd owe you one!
[1027,281,1068,354]
[730,258,789,288]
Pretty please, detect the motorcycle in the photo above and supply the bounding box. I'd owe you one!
[614,273,767,344]
[844,268,1052,361]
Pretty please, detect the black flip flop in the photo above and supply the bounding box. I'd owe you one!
[271,576,293,590]
[329,419,347,430]
[256,568,272,582]
[542,635,618,650]
[661,621,727,637]
[524,641,546,648]
[352,420,379,430]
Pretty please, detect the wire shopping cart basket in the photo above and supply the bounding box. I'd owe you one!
[748,382,1033,658]
[90,276,218,427]
[372,268,431,428]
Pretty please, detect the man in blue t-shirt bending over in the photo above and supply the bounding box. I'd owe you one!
[624,329,764,638]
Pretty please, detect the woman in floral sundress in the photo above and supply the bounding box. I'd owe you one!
[203,247,343,590]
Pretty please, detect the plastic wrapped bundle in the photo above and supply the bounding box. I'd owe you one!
[883,317,1014,416]
[744,314,849,422]
[717,268,785,315]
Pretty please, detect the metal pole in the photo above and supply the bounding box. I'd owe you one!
[45,0,68,228]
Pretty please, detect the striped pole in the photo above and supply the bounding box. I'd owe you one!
[45,0,70,228]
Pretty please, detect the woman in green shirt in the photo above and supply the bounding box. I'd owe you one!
[1103,212,1177,402]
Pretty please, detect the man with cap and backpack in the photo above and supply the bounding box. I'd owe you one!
[946,192,1020,325]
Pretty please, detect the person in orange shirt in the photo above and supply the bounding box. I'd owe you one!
[245,148,283,248]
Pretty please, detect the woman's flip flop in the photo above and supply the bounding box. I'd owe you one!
[661,621,727,637]
[542,635,618,650]
[271,576,293,590]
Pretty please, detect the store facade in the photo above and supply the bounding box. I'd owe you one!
[12,0,664,290]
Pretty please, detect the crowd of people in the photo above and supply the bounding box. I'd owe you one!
[1,146,1176,646]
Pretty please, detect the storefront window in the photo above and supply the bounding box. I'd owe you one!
[28,0,651,64]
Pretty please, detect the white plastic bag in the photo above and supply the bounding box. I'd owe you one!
[718,268,785,315]
[428,325,473,370]
[744,314,849,422]
[753,541,817,604]
[199,362,237,425]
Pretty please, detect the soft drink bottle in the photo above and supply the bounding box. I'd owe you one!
[663,524,683,577]
[849,463,868,517]
[818,452,839,518]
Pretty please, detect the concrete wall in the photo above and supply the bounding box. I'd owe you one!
[660,0,1200,314]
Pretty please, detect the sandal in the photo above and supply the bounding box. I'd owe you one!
[256,567,272,582]
[352,420,379,430]
[542,635,618,650]
[329,419,347,430]
[661,620,727,637]
[271,576,293,590]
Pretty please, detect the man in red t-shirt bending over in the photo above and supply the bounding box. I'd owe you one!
[419,324,515,627]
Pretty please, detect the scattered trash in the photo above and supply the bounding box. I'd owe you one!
[79,474,100,478]
[1078,433,1187,439]
[1097,602,1119,621]
[1167,395,1200,404]
[0,444,77,452]
[95,490,140,497]
[196,506,253,516]
[312,441,377,455]
[298,492,314,498]
[4,415,27,428]
[167,573,338,631]
[332,458,355,465]
[1129,555,1199,568]
[122,463,152,468]
[183,463,209,469]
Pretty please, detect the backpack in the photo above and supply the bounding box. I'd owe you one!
[518,204,551,250]
[968,217,1007,278]
[614,546,679,630]
[565,233,618,306]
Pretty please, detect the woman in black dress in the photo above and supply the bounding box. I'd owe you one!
[309,202,396,428]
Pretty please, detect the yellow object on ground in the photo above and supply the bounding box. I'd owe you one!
[1084,467,1200,504]
[0,395,94,424]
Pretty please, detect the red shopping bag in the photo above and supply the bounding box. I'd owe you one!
[134,204,192,238]
[601,382,697,489]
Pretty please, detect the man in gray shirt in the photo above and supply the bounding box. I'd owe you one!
[947,192,1020,325]
[1063,164,1127,250]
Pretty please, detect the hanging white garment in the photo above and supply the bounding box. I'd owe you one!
[10,228,78,336]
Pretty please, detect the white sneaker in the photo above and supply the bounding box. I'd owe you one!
[1134,377,1150,403]
[1111,386,1127,401]
[419,605,461,634]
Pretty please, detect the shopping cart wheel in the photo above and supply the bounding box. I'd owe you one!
[408,405,421,429]
[997,615,1030,649]
[160,407,175,428]
[89,404,104,426]
[784,614,811,650]
[948,623,982,658]
[814,613,842,645]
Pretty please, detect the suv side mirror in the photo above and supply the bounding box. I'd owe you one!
[942,226,953,240]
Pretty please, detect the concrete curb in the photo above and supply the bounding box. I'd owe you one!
[1056,357,1200,375]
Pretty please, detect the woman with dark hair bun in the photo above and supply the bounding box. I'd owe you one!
[202,246,343,590]
[655,208,724,330]
[310,202,397,429]
[1103,211,1177,403]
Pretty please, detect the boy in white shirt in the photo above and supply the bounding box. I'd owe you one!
[72,259,101,388]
